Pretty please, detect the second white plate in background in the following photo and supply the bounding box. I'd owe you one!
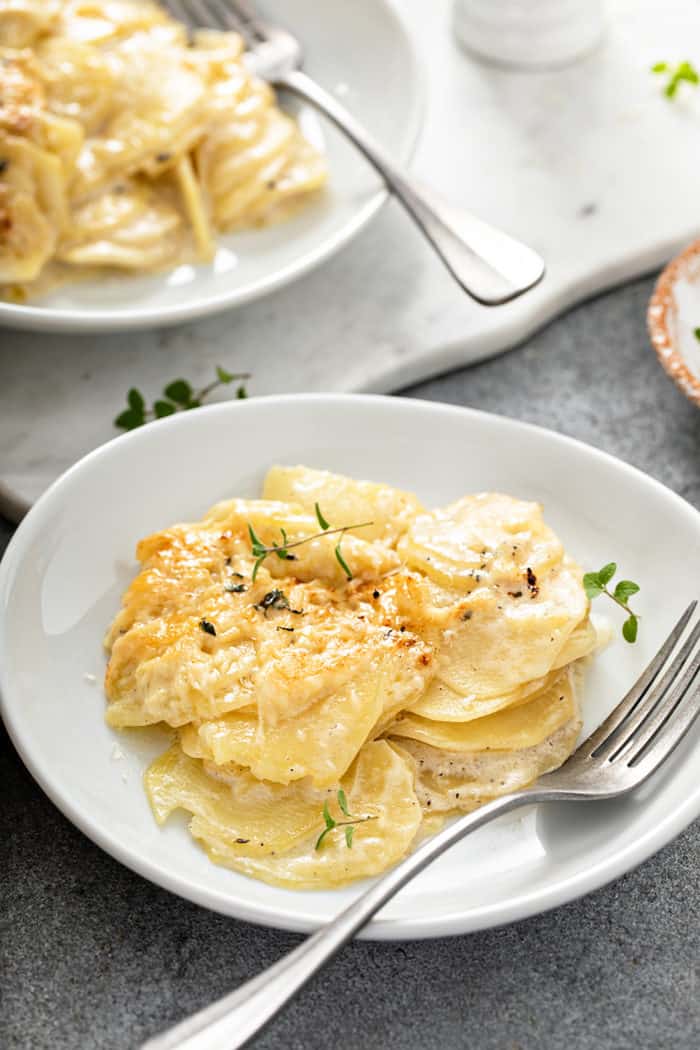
[0,0,423,333]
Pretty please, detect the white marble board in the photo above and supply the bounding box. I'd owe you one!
[2,0,700,519]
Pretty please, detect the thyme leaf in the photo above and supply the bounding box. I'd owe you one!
[315,502,330,530]
[334,541,353,581]
[337,788,350,817]
[583,563,641,643]
[651,59,699,98]
[253,589,303,615]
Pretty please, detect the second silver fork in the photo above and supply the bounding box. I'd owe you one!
[143,600,700,1050]
[165,0,546,305]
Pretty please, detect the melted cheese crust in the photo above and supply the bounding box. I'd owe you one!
[104,466,598,889]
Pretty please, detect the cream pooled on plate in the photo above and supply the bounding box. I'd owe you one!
[104,465,597,889]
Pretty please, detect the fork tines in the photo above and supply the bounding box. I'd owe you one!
[586,601,700,774]
[163,0,266,43]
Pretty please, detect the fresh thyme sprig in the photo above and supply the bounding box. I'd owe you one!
[583,563,640,643]
[315,789,376,850]
[247,505,373,582]
[651,60,699,98]
[114,366,250,431]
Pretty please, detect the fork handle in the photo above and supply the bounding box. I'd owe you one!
[278,69,544,305]
[141,789,543,1050]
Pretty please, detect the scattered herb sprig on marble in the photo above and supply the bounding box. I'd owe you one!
[651,60,699,98]
[247,503,373,582]
[315,789,376,850]
[583,563,640,643]
[114,366,250,431]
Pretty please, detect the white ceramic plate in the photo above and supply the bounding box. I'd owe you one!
[0,0,423,334]
[1,394,699,940]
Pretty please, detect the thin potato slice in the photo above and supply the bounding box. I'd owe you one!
[551,616,598,669]
[409,616,596,722]
[389,672,576,753]
[205,741,422,888]
[394,712,582,814]
[408,671,551,723]
[431,557,587,702]
[145,745,326,858]
[190,643,433,787]
[262,465,423,546]
[397,493,564,594]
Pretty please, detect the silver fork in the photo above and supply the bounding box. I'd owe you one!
[143,600,700,1050]
[163,0,545,305]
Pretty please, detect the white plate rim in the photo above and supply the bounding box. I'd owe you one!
[1,393,699,940]
[0,0,425,334]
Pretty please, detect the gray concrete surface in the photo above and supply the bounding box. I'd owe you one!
[1,274,699,1050]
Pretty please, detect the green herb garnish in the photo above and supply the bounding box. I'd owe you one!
[694,327,700,342]
[651,60,699,98]
[223,582,247,594]
[314,502,330,530]
[253,589,303,615]
[314,790,376,850]
[248,507,373,583]
[583,563,640,643]
[334,542,353,580]
[114,366,250,431]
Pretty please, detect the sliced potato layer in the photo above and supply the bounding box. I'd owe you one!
[409,616,597,722]
[182,641,432,788]
[204,742,422,889]
[263,465,423,546]
[389,671,577,753]
[395,715,582,814]
[146,740,422,888]
[145,745,327,858]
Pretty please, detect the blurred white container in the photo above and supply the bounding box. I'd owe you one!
[453,0,605,69]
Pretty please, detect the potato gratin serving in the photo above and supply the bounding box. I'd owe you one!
[104,466,600,889]
[0,0,326,298]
